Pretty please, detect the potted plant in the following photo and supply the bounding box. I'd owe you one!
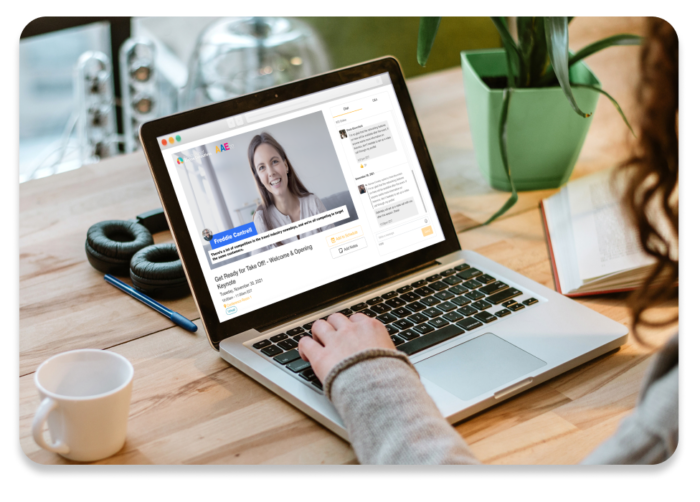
[418,17,640,223]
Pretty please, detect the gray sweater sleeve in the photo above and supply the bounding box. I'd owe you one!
[325,336,678,465]
[324,348,479,464]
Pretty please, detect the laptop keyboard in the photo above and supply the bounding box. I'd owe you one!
[249,262,540,392]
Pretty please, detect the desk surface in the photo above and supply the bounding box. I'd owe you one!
[19,18,677,464]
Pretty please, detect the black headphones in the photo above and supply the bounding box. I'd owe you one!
[85,208,190,299]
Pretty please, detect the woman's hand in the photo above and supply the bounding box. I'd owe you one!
[298,312,396,383]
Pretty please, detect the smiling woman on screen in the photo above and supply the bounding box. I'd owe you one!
[248,132,334,253]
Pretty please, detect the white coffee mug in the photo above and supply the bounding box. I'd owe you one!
[32,349,134,462]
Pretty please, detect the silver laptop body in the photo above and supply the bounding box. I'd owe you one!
[219,249,626,439]
[141,57,628,441]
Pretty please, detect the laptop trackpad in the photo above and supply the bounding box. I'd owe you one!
[416,333,546,402]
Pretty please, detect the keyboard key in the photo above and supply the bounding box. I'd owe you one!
[449,284,469,295]
[457,305,478,317]
[486,287,523,305]
[441,269,456,277]
[443,275,463,286]
[393,319,414,331]
[426,274,442,282]
[370,303,392,314]
[495,309,511,318]
[400,291,421,303]
[386,325,399,335]
[367,296,383,305]
[351,302,368,311]
[303,322,314,330]
[415,286,434,297]
[273,349,300,365]
[408,313,429,324]
[472,300,492,311]
[475,274,496,285]
[428,280,449,292]
[474,311,497,324]
[397,324,466,356]
[400,329,420,341]
[454,263,470,271]
[457,317,483,331]
[451,296,471,307]
[424,307,443,318]
[337,308,353,317]
[270,334,288,343]
[253,340,272,350]
[463,280,482,290]
[479,281,509,295]
[310,379,323,390]
[466,290,486,301]
[428,318,450,329]
[420,296,441,307]
[507,303,525,312]
[503,300,518,308]
[381,291,398,300]
[523,298,539,306]
[293,333,311,342]
[378,313,398,324]
[278,339,299,351]
[443,311,464,323]
[456,268,482,280]
[411,279,428,288]
[437,301,457,313]
[359,309,377,318]
[390,335,405,346]
[287,359,311,373]
[406,302,426,312]
[413,323,435,335]
[385,297,407,309]
[300,368,317,381]
[434,290,455,301]
[397,285,412,294]
[286,327,305,336]
[392,307,411,318]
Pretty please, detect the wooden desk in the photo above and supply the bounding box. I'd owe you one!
[19,18,677,464]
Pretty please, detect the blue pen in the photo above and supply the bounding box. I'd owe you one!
[104,274,198,332]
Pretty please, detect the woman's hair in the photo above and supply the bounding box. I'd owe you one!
[619,18,679,344]
[248,132,311,232]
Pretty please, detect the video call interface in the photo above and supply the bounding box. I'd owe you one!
[159,73,446,323]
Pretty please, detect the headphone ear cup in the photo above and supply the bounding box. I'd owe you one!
[85,220,154,275]
[130,243,189,299]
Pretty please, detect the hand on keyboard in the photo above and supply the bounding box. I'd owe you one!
[298,312,395,384]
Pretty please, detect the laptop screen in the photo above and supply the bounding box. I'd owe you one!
[157,72,446,323]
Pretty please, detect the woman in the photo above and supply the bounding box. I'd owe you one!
[298,18,679,465]
[248,132,334,254]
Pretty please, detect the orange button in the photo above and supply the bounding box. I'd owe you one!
[421,226,433,237]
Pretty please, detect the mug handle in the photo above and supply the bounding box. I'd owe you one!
[32,397,70,455]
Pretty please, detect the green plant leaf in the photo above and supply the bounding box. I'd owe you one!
[417,17,441,67]
[571,83,636,137]
[568,34,643,67]
[491,17,522,87]
[544,17,591,118]
[482,88,518,226]
[539,33,642,86]
[517,17,548,87]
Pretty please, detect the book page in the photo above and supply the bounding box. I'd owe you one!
[568,168,654,282]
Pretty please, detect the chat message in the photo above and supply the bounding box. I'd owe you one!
[348,121,397,163]
[375,198,419,227]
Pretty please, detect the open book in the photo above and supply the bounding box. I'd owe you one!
[541,168,666,297]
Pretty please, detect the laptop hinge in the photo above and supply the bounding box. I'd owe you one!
[256,260,440,333]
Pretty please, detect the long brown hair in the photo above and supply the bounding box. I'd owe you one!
[248,132,311,232]
[620,18,679,344]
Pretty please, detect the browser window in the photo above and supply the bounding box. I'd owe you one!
[158,73,446,322]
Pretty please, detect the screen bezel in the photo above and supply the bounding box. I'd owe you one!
[140,57,461,349]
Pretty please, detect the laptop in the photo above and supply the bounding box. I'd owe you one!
[140,57,628,440]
